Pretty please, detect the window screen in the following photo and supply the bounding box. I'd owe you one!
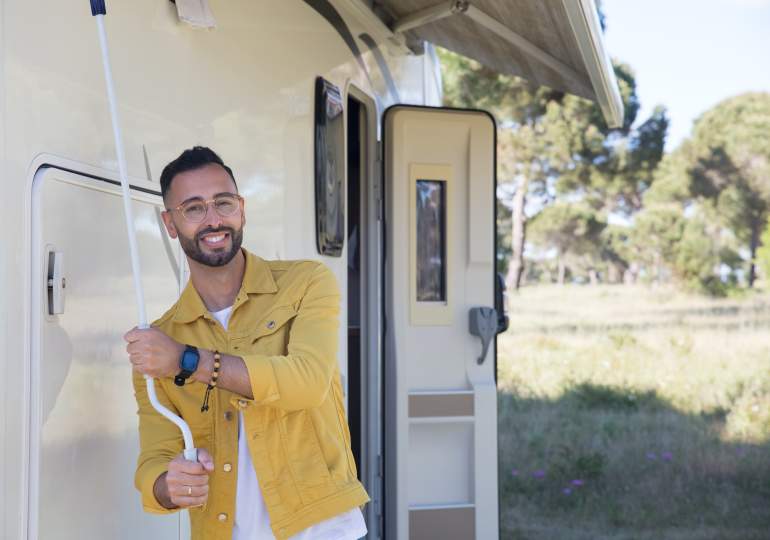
[314,77,345,257]
[416,179,447,302]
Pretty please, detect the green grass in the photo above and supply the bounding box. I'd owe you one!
[497,284,770,539]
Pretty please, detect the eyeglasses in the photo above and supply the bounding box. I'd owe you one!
[169,193,243,223]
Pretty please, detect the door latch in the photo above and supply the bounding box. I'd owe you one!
[469,306,497,364]
[47,250,65,315]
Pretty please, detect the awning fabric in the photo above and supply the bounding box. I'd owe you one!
[377,0,624,127]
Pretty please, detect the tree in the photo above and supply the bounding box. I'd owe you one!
[527,202,606,284]
[683,92,770,287]
[440,48,663,290]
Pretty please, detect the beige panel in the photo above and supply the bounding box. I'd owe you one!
[409,507,475,540]
[409,393,474,417]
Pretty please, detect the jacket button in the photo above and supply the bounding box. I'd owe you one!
[218,513,228,522]
[267,320,276,329]
[238,399,248,408]
[223,463,232,472]
[224,411,233,421]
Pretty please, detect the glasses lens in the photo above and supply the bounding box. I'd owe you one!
[213,195,240,216]
[181,200,207,222]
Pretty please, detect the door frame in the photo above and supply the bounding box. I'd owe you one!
[344,82,384,540]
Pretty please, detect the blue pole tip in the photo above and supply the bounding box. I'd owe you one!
[90,0,106,16]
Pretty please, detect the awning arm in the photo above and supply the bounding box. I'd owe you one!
[561,0,624,128]
[332,0,411,53]
[392,0,467,33]
[391,1,594,97]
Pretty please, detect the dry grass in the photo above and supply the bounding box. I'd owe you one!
[497,284,770,540]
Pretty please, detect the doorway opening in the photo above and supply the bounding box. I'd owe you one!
[346,87,383,539]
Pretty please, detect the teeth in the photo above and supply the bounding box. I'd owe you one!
[203,234,225,243]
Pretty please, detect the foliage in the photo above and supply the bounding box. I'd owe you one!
[755,218,770,283]
[440,46,667,289]
[652,93,770,290]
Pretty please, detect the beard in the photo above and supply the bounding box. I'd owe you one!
[178,225,244,267]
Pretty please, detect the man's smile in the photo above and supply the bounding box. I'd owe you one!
[198,230,231,249]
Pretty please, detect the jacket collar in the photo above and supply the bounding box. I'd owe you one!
[173,249,277,323]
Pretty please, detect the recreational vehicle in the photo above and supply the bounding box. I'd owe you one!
[1,0,622,538]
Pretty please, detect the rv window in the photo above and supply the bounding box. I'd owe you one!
[416,179,446,302]
[314,77,345,257]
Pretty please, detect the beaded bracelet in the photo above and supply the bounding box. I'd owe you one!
[201,351,221,413]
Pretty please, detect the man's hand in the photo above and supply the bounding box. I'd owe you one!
[154,449,215,509]
[124,327,185,379]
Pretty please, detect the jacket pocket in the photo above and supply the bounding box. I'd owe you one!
[248,305,298,354]
[278,409,335,504]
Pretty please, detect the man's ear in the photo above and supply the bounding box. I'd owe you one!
[161,210,178,239]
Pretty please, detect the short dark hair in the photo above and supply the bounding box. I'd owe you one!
[160,146,237,201]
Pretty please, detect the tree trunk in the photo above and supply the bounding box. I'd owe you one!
[557,255,566,285]
[589,268,599,285]
[749,219,760,288]
[505,177,530,291]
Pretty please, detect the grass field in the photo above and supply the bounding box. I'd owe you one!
[497,284,770,540]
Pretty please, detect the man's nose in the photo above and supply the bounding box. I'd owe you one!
[203,202,224,229]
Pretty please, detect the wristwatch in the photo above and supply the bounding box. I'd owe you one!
[174,345,200,386]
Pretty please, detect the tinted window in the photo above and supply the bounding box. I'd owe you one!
[416,179,446,301]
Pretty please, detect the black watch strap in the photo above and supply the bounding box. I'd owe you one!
[174,345,199,386]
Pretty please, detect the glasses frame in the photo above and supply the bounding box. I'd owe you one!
[168,193,244,223]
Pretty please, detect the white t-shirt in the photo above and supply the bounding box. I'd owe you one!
[211,306,367,540]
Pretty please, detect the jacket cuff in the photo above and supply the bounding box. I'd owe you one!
[138,461,178,515]
[238,354,281,406]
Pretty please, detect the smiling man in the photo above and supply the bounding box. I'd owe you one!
[125,147,368,540]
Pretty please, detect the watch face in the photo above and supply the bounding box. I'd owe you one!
[180,348,199,371]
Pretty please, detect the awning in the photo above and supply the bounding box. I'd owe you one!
[347,0,624,128]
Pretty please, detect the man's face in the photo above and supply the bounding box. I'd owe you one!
[161,163,245,267]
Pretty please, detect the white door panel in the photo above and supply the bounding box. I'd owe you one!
[383,106,498,540]
[31,168,181,539]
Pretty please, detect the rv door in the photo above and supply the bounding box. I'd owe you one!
[382,106,499,540]
[30,167,184,539]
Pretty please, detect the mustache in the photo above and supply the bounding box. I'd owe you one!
[196,227,235,241]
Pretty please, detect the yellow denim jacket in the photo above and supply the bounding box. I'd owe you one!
[133,250,369,539]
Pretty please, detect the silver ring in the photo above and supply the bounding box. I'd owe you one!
[187,486,192,496]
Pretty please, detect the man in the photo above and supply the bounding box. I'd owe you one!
[125,147,369,540]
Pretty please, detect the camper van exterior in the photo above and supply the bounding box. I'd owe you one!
[1,1,621,539]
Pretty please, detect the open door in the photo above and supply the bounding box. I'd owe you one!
[383,106,498,539]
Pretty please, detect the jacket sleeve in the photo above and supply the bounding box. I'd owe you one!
[240,262,341,411]
[132,369,183,514]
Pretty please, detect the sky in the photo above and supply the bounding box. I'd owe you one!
[602,0,770,150]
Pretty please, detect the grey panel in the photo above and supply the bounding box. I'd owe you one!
[408,393,474,417]
[409,507,475,539]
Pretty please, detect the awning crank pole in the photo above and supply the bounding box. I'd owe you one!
[89,0,197,462]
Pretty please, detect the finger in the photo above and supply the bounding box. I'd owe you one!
[171,459,207,475]
[197,449,215,472]
[171,495,208,509]
[129,353,145,366]
[169,483,209,499]
[126,342,143,354]
[124,327,141,343]
[167,471,210,487]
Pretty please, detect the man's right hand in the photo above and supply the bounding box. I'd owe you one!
[154,449,215,509]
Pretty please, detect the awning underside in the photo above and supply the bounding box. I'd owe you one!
[376,0,623,126]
